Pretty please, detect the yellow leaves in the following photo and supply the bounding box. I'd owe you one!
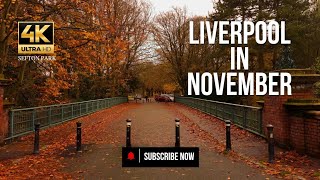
[2,0,152,105]
[163,83,177,93]
[83,31,94,39]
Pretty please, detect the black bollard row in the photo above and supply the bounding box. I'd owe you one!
[175,118,180,147]
[225,120,231,151]
[76,122,82,152]
[267,124,275,163]
[33,123,40,154]
[126,119,132,147]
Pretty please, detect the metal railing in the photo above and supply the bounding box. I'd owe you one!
[7,97,128,140]
[175,96,264,137]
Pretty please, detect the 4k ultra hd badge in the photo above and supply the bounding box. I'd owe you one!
[18,22,54,54]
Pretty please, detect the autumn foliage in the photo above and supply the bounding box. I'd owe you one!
[0,0,151,107]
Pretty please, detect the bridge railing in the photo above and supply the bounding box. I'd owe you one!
[175,96,264,137]
[7,97,128,140]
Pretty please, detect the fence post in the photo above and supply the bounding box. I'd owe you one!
[215,103,218,117]
[76,122,82,152]
[232,107,235,123]
[267,124,275,163]
[61,106,64,121]
[48,106,52,126]
[126,119,132,147]
[243,106,247,128]
[86,103,88,114]
[222,104,225,120]
[175,118,180,147]
[206,101,209,113]
[72,104,74,118]
[33,123,40,154]
[10,111,14,139]
[225,120,231,151]
[32,110,35,129]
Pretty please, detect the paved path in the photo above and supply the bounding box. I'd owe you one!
[64,102,276,179]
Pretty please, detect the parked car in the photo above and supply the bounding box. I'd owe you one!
[155,94,173,102]
[162,94,174,101]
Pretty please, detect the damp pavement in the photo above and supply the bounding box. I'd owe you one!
[63,101,277,180]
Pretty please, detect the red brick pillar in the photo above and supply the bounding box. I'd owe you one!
[262,69,320,148]
[289,112,320,158]
[0,79,11,143]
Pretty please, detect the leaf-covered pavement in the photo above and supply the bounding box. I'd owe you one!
[0,101,319,179]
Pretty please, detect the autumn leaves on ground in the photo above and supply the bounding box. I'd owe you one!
[0,103,132,179]
[0,102,319,179]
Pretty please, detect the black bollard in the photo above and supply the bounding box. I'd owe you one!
[225,120,231,151]
[126,119,132,147]
[175,118,180,147]
[267,124,275,163]
[76,122,82,152]
[33,123,40,154]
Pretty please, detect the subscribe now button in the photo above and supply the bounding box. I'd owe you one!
[122,147,199,167]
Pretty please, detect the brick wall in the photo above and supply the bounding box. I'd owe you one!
[289,116,320,157]
[263,92,313,148]
[289,116,305,152]
[263,85,320,157]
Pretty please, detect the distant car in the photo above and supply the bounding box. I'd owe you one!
[162,94,174,101]
[155,94,173,102]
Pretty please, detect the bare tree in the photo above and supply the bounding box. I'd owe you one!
[153,8,229,93]
[152,8,189,93]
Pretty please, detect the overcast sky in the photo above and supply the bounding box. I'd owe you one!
[148,0,214,16]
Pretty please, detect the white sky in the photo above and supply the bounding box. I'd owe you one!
[148,0,214,16]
